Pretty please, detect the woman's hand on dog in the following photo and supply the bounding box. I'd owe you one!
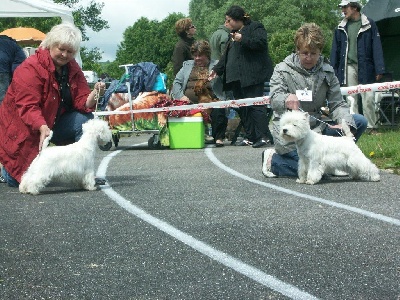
[39,125,51,151]
[285,94,300,110]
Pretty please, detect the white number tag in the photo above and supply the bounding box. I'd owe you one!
[296,89,312,102]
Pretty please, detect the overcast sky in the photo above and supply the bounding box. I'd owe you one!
[82,0,189,62]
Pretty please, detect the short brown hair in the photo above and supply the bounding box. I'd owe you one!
[190,40,211,59]
[294,23,325,52]
[348,2,362,11]
[175,18,192,38]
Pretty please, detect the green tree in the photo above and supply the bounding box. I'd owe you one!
[188,0,350,65]
[80,46,103,74]
[110,13,186,85]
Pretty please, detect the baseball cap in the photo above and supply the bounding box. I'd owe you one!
[338,0,360,7]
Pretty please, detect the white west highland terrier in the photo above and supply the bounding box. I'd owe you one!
[279,110,380,185]
[19,118,112,195]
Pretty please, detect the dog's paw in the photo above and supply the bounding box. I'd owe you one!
[305,179,317,185]
[370,174,381,182]
[85,186,97,191]
[20,188,40,195]
[82,181,97,191]
[296,178,306,184]
[19,183,40,195]
[19,187,28,194]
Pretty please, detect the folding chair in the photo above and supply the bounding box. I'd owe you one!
[374,73,400,126]
[375,90,400,126]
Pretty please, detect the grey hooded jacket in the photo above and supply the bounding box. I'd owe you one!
[270,53,355,155]
[209,25,230,60]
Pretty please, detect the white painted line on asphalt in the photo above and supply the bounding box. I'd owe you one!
[96,148,319,300]
[205,148,400,227]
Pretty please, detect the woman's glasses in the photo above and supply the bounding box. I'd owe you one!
[298,51,320,59]
[189,25,196,29]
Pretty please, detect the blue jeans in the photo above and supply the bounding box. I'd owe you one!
[51,111,94,144]
[270,113,368,177]
[1,167,19,187]
[0,72,11,104]
[1,111,94,187]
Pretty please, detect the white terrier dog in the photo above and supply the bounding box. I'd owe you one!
[19,118,112,195]
[279,110,380,185]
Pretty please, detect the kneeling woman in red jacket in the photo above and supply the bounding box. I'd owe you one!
[0,23,105,187]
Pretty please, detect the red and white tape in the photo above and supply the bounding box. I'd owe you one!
[94,96,271,116]
[340,81,400,96]
[94,81,400,117]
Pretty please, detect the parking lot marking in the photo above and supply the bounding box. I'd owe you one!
[205,148,400,227]
[96,149,319,300]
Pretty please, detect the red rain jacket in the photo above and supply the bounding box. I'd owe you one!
[0,48,93,182]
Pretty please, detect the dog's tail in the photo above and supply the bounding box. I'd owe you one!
[41,131,53,153]
[341,119,354,139]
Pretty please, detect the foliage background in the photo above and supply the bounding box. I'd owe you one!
[0,0,367,82]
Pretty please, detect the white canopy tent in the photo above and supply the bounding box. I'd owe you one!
[0,0,82,66]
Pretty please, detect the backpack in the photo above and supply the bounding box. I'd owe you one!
[128,62,160,98]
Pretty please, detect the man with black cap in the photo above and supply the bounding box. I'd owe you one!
[330,0,385,134]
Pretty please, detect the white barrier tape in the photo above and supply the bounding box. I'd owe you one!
[94,81,400,117]
[94,96,270,116]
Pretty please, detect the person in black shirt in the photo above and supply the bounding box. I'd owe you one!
[209,5,274,148]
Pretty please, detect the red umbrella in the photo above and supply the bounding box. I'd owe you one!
[0,27,45,45]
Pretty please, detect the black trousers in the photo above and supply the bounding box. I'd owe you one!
[228,81,273,143]
[210,108,228,141]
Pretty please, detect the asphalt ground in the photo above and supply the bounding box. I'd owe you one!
[1,133,399,300]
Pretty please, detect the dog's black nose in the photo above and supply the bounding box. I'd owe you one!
[283,129,288,134]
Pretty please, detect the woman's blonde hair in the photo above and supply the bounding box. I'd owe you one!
[175,18,193,38]
[294,23,325,51]
[40,23,82,55]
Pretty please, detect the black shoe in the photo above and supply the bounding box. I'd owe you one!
[0,175,6,183]
[95,177,107,185]
[252,139,269,148]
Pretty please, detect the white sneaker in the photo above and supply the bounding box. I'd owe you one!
[262,149,277,177]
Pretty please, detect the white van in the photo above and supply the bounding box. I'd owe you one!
[82,71,99,83]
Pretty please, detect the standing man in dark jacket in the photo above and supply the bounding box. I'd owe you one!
[209,5,274,148]
[330,0,385,133]
[0,35,26,103]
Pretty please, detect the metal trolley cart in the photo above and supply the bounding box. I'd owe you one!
[98,63,166,150]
